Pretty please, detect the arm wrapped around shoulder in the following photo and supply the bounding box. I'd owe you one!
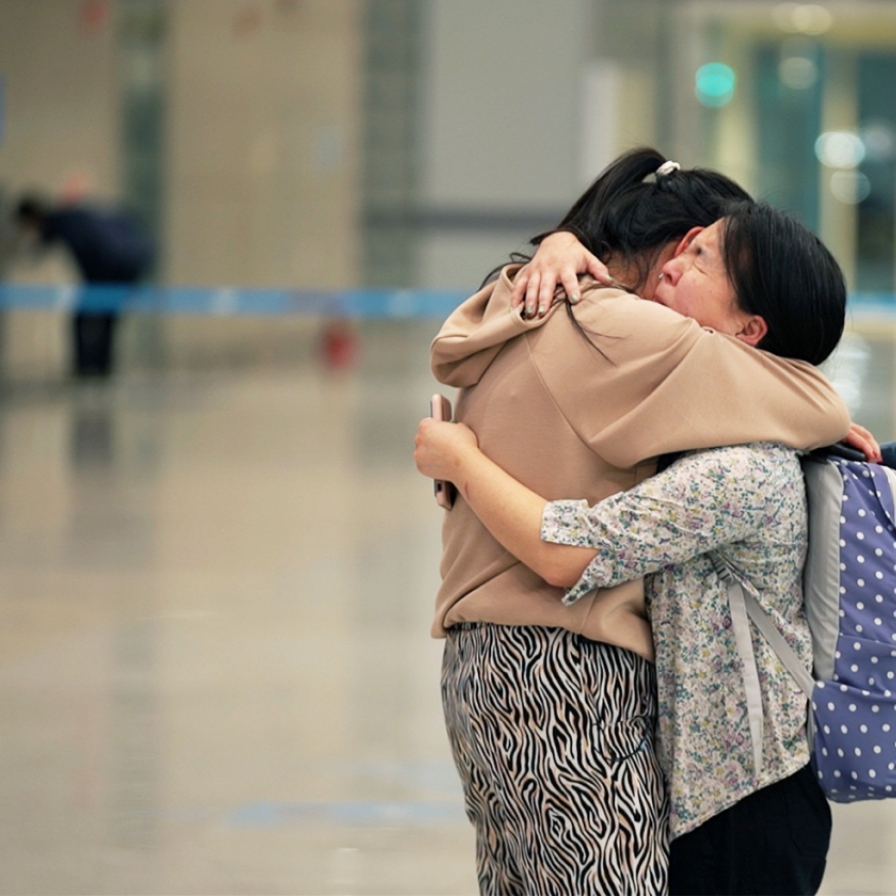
[533,295,850,469]
[431,266,561,387]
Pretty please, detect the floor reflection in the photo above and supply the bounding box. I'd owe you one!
[71,406,115,471]
[109,613,160,854]
[0,319,892,894]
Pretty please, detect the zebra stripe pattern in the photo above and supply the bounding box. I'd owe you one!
[442,623,668,896]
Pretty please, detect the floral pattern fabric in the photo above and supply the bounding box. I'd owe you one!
[541,443,813,838]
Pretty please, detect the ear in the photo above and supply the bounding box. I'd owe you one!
[672,226,705,257]
[734,315,768,348]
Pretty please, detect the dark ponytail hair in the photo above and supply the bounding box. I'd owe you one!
[721,201,846,365]
[534,147,752,291]
[483,147,752,290]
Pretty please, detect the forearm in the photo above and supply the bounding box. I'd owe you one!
[449,444,596,587]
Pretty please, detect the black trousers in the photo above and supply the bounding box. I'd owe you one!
[669,764,831,896]
[73,312,118,376]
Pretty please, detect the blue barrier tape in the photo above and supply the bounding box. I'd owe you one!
[0,283,469,318]
[2,283,896,320]
[846,294,896,322]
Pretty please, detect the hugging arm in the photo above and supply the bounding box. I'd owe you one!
[413,419,597,587]
[434,278,853,461]
[502,231,880,461]
[415,418,777,604]
[543,446,780,605]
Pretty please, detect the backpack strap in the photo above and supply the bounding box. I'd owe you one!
[711,555,766,778]
[740,589,816,699]
[710,555,815,780]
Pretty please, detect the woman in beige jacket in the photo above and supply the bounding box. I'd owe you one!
[421,149,859,896]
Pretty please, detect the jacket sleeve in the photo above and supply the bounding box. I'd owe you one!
[430,266,542,387]
[429,267,626,387]
[534,294,851,467]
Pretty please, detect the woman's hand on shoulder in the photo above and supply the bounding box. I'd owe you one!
[414,418,479,483]
[844,422,883,463]
[510,231,612,319]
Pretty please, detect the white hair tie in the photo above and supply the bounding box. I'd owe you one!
[655,160,681,177]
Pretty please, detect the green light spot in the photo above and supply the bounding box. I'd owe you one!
[696,63,736,108]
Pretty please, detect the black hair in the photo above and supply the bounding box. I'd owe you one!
[15,195,48,225]
[480,147,754,359]
[536,147,752,291]
[483,147,753,291]
[721,201,846,365]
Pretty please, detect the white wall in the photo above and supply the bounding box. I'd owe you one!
[0,0,121,204]
[161,0,362,367]
[164,0,360,289]
[416,0,608,288]
[420,0,589,209]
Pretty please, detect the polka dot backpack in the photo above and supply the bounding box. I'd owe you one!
[715,448,896,803]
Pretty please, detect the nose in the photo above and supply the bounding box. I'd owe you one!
[659,257,680,285]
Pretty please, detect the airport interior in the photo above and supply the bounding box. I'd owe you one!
[4,0,896,893]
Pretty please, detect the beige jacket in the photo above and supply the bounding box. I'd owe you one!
[430,267,851,650]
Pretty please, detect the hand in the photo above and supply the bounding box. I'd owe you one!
[414,418,479,483]
[843,422,882,463]
[510,231,612,319]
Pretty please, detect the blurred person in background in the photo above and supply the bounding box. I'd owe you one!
[414,148,870,896]
[0,187,16,278]
[14,194,155,377]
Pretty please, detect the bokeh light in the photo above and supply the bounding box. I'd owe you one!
[829,170,872,204]
[778,55,818,89]
[861,120,896,162]
[773,3,834,35]
[695,63,736,108]
[815,131,866,168]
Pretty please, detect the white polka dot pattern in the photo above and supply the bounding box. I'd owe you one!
[811,458,896,802]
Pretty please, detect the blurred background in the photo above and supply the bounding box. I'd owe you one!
[1,1,896,893]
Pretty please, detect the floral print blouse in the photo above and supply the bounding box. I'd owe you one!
[541,443,813,838]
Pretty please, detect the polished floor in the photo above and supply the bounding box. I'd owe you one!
[0,319,895,894]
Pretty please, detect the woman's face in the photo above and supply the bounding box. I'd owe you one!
[651,220,747,335]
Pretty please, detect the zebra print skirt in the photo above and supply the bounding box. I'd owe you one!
[443,623,668,896]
